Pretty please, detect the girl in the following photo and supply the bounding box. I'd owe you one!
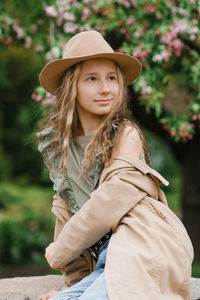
[37,30,193,300]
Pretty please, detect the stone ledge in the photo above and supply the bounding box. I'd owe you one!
[0,275,64,300]
[0,275,199,300]
[0,293,30,300]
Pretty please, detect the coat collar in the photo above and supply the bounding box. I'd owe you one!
[100,156,169,187]
[100,156,169,204]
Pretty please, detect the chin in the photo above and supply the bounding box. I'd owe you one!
[96,108,112,116]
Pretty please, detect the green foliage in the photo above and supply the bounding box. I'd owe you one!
[0,182,54,219]
[0,217,49,264]
[0,44,47,183]
[0,0,199,182]
[1,0,43,23]
[146,130,182,213]
[2,0,199,141]
[192,256,200,278]
[0,182,54,265]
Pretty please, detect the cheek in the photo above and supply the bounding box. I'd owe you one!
[77,82,95,100]
[113,83,120,96]
[77,84,87,105]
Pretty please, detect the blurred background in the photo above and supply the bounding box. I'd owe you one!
[0,0,200,278]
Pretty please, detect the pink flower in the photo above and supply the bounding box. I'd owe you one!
[175,49,181,56]
[161,33,172,44]
[30,24,37,33]
[44,6,57,17]
[134,31,141,37]
[192,20,198,25]
[121,28,126,34]
[190,34,196,41]
[141,86,152,94]
[192,115,197,121]
[171,32,177,38]
[126,17,134,26]
[162,51,170,62]
[139,80,147,87]
[16,28,25,39]
[81,8,91,21]
[140,50,148,58]
[3,36,13,45]
[170,39,184,48]
[156,13,163,20]
[56,14,64,26]
[178,131,185,137]
[35,94,42,102]
[63,12,76,21]
[153,54,163,62]
[34,45,44,52]
[122,1,131,8]
[42,94,56,105]
[5,19,12,26]
[132,49,140,57]
[12,24,18,30]
[126,33,131,41]
[25,36,32,48]
[170,130,176,136]
[64,23,78,33]
[45,52,54,61]
[188,134,193,140]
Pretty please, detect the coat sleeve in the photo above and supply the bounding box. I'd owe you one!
[49,172,147,269]
[51,194,95,286]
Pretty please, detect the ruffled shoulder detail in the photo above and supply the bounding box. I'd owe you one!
[36,127,79,213]
[36,126,57,164]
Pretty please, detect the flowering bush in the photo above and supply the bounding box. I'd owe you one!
[1,0,200,142]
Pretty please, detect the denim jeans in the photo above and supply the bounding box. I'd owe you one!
[49,241,109,300]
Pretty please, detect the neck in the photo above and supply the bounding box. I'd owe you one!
[78,113,104,136]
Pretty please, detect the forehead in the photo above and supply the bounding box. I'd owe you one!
[80,58,117,73]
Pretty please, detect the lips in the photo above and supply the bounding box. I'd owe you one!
[95,99,112,103]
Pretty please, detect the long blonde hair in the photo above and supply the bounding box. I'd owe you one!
[43,61,150,173]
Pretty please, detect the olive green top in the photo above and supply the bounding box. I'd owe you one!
[37,127,104,213]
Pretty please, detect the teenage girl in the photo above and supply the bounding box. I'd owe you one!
[37,30,193,300]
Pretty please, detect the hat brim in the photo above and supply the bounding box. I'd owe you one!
[39,52,142,95]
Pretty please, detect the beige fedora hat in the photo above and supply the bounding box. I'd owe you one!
[40,30,142,95]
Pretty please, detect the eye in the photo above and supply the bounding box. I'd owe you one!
[108,75,117,81]
[87,76,96,81]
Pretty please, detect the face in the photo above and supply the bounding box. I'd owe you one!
[76,58,119,120]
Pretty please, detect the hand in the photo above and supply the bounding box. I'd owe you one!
[37,290,59,300]
[45,243,60,270]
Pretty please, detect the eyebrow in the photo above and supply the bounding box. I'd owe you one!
[81,71,117,77]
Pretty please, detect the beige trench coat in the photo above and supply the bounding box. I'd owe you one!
[50,157,194,300]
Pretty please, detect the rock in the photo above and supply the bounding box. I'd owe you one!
[0,293,30,300]
[0,275,64,300]
[191,277,200,300]
[0,275,199,299]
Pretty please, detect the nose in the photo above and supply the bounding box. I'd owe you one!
[99,80,110,94]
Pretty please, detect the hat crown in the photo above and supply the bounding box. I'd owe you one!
[40,30,142,95]
[63,30,114,59]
